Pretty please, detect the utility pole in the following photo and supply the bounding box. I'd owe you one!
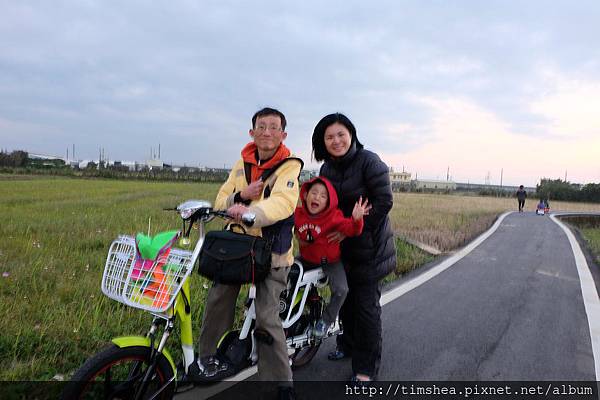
[447,166,450,181]
[73,144,75,160]
[565,170,567,182]
[158,143,161,159]
[500,168,503,187]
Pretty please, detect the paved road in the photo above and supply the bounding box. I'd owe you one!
[295,211,596,382]
[179,211,598,397]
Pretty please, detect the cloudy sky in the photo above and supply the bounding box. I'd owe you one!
[1,1,599,187]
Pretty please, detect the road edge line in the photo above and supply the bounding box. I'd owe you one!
[550,213,600,381]
[381,211,512,306]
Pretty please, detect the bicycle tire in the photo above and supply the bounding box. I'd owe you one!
[287,315,320,369]
[62,344,175,400]
[290,340,321,369]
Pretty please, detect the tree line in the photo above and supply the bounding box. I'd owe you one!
[536,179,600,203]
[0,150,228,182]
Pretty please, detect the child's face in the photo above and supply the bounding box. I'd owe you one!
[305,182,329,215]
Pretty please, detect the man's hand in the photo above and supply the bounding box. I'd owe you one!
[227,204,250,222]
[240,178,264,201]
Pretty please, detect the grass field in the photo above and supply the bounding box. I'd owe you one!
[391,193,600,252]
[581,228,600,265]
[2,176,600,381]
[562,216,600,266]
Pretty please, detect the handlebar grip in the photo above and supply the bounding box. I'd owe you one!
[241,213,256,227]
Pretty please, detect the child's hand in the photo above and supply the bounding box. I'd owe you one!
[352,196,371,220]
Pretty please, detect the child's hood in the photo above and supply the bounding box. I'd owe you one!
[299,176,339,216]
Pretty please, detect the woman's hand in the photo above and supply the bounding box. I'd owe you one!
[352,196,372,220]
[327,231,347,243]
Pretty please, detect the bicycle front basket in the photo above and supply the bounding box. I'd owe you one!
[102,235,194,313]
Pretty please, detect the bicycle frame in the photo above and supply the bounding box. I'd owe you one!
[141,217,208,375]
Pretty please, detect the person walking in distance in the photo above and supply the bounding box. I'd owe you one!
[516,185,527,212]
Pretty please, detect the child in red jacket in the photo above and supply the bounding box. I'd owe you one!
[294,177,369,338]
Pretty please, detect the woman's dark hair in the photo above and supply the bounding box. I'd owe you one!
[311,113,364,161]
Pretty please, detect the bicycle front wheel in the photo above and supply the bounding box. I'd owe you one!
[62,344,175,400]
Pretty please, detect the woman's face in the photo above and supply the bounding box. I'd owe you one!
[324,122,352,158]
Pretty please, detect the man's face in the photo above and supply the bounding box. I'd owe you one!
[305,182,329,215]
[250,115,287,155]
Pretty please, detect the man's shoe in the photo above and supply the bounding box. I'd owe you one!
[278,386,296,400]
[312,319,330,339]
[180,356,235,386]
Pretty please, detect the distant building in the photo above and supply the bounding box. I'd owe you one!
[146,159,164,170]
[414,179,457,191]
[455,182,535,193]
[299,169,318,183]
[27,152,66,167]
[118,161,137,171]
[28,152,65,161]
[389,168,411,191]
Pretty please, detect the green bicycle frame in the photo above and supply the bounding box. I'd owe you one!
[111,278,195,375]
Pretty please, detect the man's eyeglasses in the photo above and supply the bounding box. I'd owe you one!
[254,124,282,133]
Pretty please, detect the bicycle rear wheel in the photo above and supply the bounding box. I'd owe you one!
[62,344,175,400]
[287,315,321,369]
[290,341,321,369]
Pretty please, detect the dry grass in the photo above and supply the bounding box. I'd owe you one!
[390,193,600,252]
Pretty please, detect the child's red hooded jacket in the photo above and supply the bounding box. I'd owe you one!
[294,177,363,265]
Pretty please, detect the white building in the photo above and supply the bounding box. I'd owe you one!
[413,179,457,191]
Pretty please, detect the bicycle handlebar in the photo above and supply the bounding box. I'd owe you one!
[212,210,256,227]
[167,202,256,227]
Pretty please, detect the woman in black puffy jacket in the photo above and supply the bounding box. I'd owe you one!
[312,113,396,382]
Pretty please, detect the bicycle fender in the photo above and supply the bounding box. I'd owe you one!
[112,336,176,373]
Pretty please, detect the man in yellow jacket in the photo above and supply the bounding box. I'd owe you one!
[192,107,302,399]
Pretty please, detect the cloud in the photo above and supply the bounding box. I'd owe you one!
[530,71,600,139]
[380,93,600,186]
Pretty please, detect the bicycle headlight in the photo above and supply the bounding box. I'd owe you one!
[176,200,212,220]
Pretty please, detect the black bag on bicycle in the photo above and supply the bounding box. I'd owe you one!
[197,226,272,284]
